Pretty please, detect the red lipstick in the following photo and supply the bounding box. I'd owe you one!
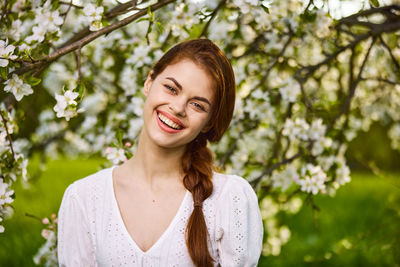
[155,110,185,134]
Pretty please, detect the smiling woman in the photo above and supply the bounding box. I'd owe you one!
[57,39,264,267]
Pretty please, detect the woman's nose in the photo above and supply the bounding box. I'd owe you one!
[168,98,186,117]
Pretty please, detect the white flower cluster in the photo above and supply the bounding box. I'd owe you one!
[169,3,201,38]
[3,74,33,101]
[126,45,152,69]
[282,118,332,156]
[282,118,310,141]
[83,3,104,31]
[231,0,260,14]
[271,164,298,191]
[279,78,301,103]
[0,39,17,67]
[33,214,58,266]
[313,10,333,39]
[0,105,30,232]
[105,146,127,165]
[53,89,85,121]
[296,164,327,195]
[260,196,294,256]
[26,1,63,44]
[0,178,14,232]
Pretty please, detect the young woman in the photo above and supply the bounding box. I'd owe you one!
[57,39,263,267]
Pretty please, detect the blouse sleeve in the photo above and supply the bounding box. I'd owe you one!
[57,183,97,267]
[215,175,264,267]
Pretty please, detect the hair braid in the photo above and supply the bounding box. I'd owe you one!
[182,133,215,267]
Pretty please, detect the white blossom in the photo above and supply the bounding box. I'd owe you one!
[53,89,83,121]
[83,4,104,31]
[126,45,152,68]
[314,10,333,38]
[311,136,333,156]
[126,96,143,117]
[128,118,143,139]
[0,179,14,205]
[297,164,327,195]
[119,66,138,96]
[279,78,301,103]
[271,164,298,191]
[26,25,47,43]
[35,8,63,33]
[336,163,351,185]
[6,20,23,41]
[3,74,33,101]
[106,147,127,165]
[308,118,327,141]
[83,4,104,22]
[0,39,17,67]
[282,118,310,141]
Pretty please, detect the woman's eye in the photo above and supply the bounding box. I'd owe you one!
[164,85,177,94]
[192,102,205,111]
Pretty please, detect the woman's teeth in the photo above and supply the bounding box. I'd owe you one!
[158,113,183,130]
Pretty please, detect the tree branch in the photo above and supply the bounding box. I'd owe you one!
[379,35,400,72]
[199,0,227,37]
[327,37,376,131]
[250,150,303,188]
[1,0,176,83]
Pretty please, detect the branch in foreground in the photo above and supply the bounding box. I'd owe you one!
[1,0,177,83]
[249,150,303,189]
[327,37,376,131]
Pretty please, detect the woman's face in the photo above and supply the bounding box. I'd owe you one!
[141,59,214,150]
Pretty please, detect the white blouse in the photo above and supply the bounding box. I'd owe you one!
[57,166,264,267]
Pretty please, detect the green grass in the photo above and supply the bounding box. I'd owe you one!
[0,155,107,267]
[0,156,399,266]
[259,172,400,267]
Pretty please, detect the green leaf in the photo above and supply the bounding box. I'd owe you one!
[115,129,124,146]
[261,4,269,14]
[0,67,9,80]
[155,21,164,33]
[136,17,150,23]
[77,83,85,97]
[27,76,41,86]
[147,6,154,21]
[369,0,379,7]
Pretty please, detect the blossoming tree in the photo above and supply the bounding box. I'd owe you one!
[1,0,400,264]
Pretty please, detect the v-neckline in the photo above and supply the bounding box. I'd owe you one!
[109,165,190,255]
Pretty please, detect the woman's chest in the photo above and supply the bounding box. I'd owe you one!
[94,194,197,267]
[116,188,188,253]
[90,179,221,266]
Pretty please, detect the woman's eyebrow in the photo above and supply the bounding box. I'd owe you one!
[165,76,211,106]
[166,77,182,90]
[193,96,211,106]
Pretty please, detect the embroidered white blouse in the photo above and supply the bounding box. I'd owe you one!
[57,166,264,267]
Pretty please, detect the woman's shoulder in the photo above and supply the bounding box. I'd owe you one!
[64,166,113,198]
[212,171,255,199]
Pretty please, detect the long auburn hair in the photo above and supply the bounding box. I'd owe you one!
[149,39,236,266]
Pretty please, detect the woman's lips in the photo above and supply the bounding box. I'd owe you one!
[157,110,185,127]
[155,111,185,133]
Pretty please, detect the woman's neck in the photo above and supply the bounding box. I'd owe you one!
[123,131,186,190]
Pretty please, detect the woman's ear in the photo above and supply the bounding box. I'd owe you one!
[143,70,154,96]
[201,122,212,133]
